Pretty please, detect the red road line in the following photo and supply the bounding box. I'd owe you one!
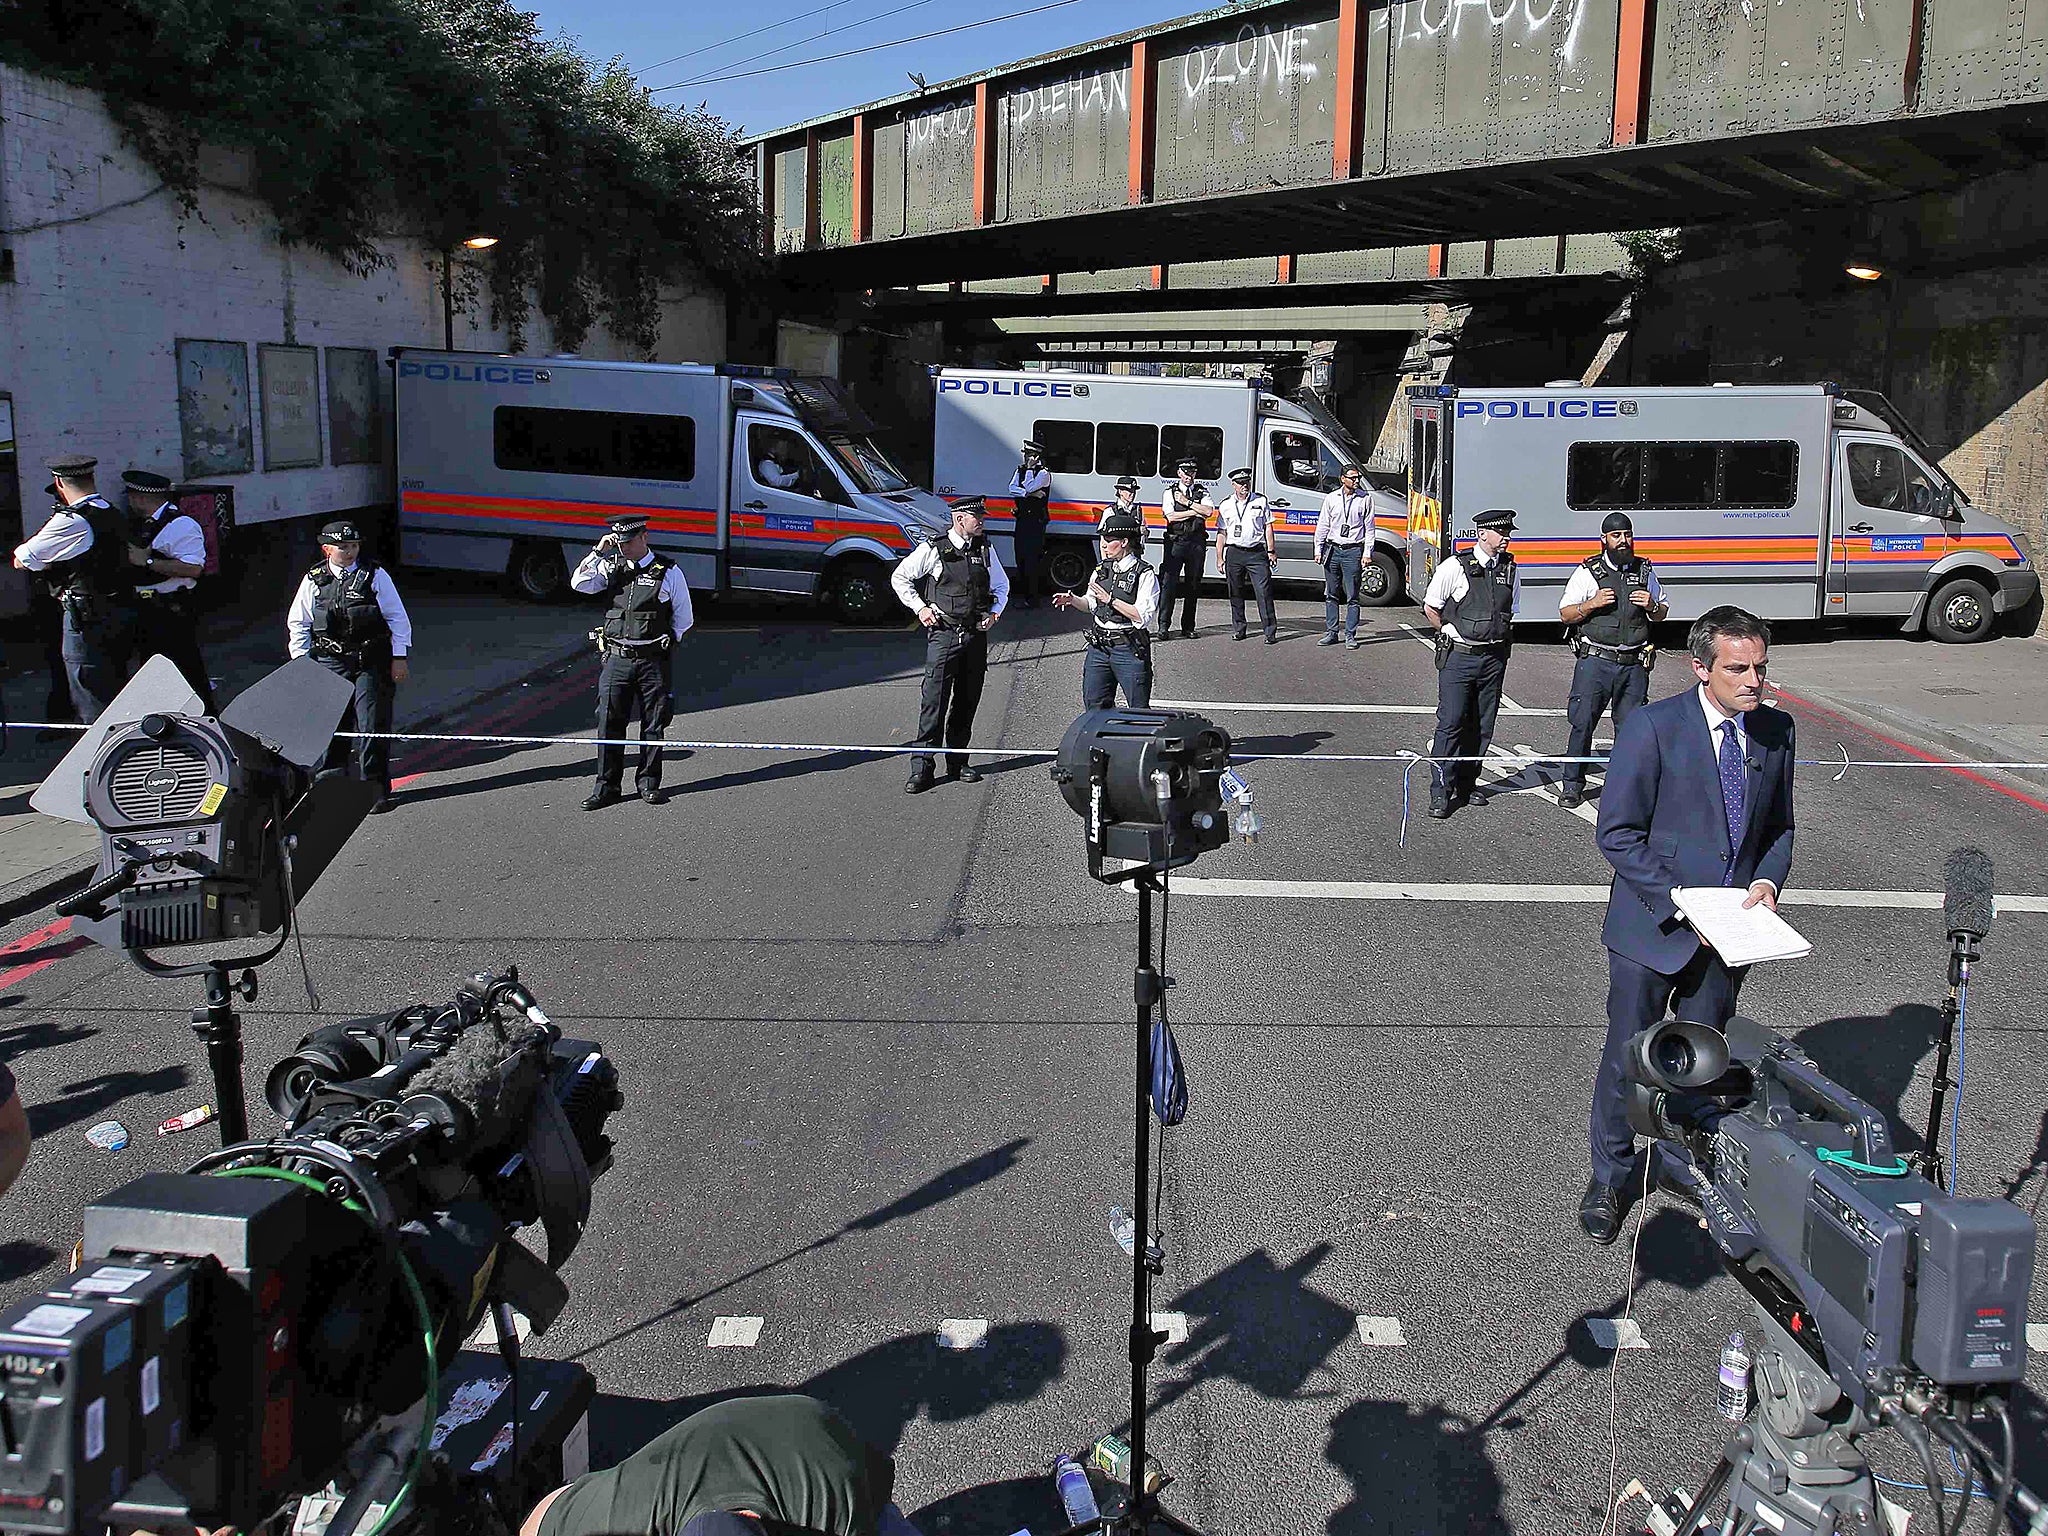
[1769,682,2048,815]
[0,916,88,991]
[394,661,598,784]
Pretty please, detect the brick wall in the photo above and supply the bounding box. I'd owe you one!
[0,65,726,545]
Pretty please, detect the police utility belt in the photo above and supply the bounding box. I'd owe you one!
[1569,634,1656,668]
[590,629,672,656]
[311,634,387,664]
[1088,624,1150,652]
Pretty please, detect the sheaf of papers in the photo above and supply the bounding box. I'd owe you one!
[1674,887,1812,967]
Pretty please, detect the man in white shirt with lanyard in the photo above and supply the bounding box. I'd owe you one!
[120,469,215,712]
[1314,463,1372,648]
[1422,507,1520,818]
[1212,467,1277,644]
[1053,508,1160,707]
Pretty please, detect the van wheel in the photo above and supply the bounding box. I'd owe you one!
[507,541,567,602]
[1044,541,1092,592]
[825,558,894,625]
[1925,577,1995,643]
[1360,548,1403,607]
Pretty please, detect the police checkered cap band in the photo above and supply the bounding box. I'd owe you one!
[1115,476,1141,491]
[950,497,986,513]
[1228,467,1252,481]
[1474,508,1516,529]
[608,515,650,535]
[1100,513,1143,537]
[319,520,364,543]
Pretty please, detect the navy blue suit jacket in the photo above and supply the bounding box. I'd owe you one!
[1596,687,1795,974]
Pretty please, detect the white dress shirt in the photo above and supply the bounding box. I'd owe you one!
[139,506,208,594]
[1558,553,1664,615]
[891,530,1011,619]
[1423,545,1522,642]
[1314,488,1372,561]
[287,561,415,658]
[1693,683,1776,897]
[1216,492,1271,548]
[1007,464,1051,499]
[1078,552,1161,631]
[570,549,695,642]
[13,504,100,570]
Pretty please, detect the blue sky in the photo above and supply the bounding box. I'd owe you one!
[519,0,1225,136]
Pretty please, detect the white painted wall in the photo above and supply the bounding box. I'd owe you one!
[0,64,727,536]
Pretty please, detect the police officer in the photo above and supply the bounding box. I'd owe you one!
[287,519,412,814]
[1156,459,1211,640]
[1054,508,1159,707]
[892,497,1008,794]
[121,469,215,713]
[1557,511,1667,809]
[1214,467,1277,643]
[571,515,695,810]
[1007,439,1052,607]
[1422,507,1520,818]
[12,456,136,722]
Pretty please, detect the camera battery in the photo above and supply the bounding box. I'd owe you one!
[59,1260,198,1471]
[430,1351,596,1502]
[0,1290,143,1532]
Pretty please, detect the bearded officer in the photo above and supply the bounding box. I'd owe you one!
[1156,458,1212,640]
[1054,507,1159,708]
[892,497,1008,794]
[1422,507,1520,818]
[1006,439,1052,607]
[12,455,136,722]
[1214,467,1277,643]
[1557,512,1666,809]
[121,469,215,713]
[287,519,412,813]
[571,515,694,811]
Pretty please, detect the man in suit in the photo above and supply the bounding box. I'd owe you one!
[1581,605,1794,1243]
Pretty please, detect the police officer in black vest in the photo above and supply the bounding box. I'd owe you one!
[891,497,1009,794]
[1006,440,1052,607]
[1155,459,1212,639]
[1422,507,1520,818]
[288,519,413,813]
[1054,508,1160,707]
[571,515,695,810]
[121,469,215,713]
[1556,512,1667,809]
[12,455,137,722]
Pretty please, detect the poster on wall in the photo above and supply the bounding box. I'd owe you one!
[175,340,254,476]
[325,348,383,466]
[258,344,322,470]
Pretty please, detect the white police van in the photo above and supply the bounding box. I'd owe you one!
[394,351,953,621]
[1404,382,2037,641]
[930,367,1407,598]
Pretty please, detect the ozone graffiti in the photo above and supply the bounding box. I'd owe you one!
[1180,22,1325,99]
[1007,66,1130,125]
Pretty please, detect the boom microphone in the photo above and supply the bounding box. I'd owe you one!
[1943,847,1994,942]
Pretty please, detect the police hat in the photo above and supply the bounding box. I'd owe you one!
[607,514,651,537]
[1175,459,1199,474]
[1473,507,1517,532]
[949,496,987,515]
[46,454,97,481]
[1022,439,1045,454]
[121,469,173,494]
[1600,511,1634,534]
[319,519,365,544]
[1228,466,1253,484]
[1099,510,1143,539]
[1114,475,1141,493]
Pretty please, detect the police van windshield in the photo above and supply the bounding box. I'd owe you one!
[825,435,915,494]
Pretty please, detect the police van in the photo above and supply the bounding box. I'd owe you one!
[1404,382,2038,642]
[394,351,954,621]
[931,367,1407,598]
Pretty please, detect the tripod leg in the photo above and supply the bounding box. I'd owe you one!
[1673,1453,1737,1536]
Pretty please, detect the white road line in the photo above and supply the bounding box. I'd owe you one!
[1153,697,1564,718]
[1397,622,1532,717]
[1355,1316,1407,1346]
[1585,1318,1648,1351]
[2028,1324,2048,1352]
[1168,879,2048,911]
[937,1318,989,1350]
[1152,1311,1190,1345]
[706,1316,763,1348]
[1474,742,1599,825]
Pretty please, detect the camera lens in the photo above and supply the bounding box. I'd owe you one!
[1651,1035,1696,1078]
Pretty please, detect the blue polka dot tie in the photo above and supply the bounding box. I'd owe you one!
[1718,719,1747,874]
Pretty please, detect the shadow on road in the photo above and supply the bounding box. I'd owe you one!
[26,1062,189,1138]
[1792,1004,1941,1154]
[0,1241,56,1283]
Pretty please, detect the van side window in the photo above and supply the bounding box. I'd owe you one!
[1566,444,1639,508]
[1567,440,1800,510]
[748,425,848,506]
[1096,423,1159,478]
[1031,420,1094,475]
[495,406,695,481]
[1642,442,1718,509]
[1847,442,1938,515]
[1722,442,1798,507]
[1272,432,1342,492]
[1159,426,1224,480]
[1412,417,1441,500]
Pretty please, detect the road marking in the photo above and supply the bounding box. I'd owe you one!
[1586,1318,1648,1351]
[1475,742,1600,825]
[1355,1316,1407,1346]
[1397,622,1534,718]
[1153,697,1564,718]
[1168,879,2048,911]
[937,1318,989,1350]
[2029,1324,2048,1352]
[706,1316,763,1348]
[0,917,89,993]
[1152,1312,1189,1345]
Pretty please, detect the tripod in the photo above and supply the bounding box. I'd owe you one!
[129,938,285,1148]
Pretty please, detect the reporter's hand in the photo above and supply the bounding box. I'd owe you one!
[1742,882,1777,912]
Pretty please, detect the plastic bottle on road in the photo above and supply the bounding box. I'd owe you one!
[1053,1454,1101,1526]
[1716,1332,1751,1420]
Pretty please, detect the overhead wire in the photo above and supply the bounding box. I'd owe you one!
[643,0,940,95]
[635,0,926,80]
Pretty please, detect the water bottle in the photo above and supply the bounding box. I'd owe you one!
[1110,1206,1136,1257]
[1716,1332,1751,1420]
[1053,1453,1101,1526]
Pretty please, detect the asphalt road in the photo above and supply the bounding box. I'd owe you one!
[3,585,2047,1536]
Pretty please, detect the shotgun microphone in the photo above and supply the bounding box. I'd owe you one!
[1943,846,1994,943]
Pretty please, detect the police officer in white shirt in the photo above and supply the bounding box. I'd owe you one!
[13,455,137,722]
[287,520,414,813]
[571,514,695,809]
[1422,507,1520,818]
[1213,467,1277,643]
[1053,508,1160,707]
[1156,459,1212,639]
[892,497,1009,793]
[1314,464,1373,648]
[1556,511,1667,808]
[121,469,215,712]
[1007,439,1052,607]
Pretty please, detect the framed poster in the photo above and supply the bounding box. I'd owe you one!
[175,340,254,476]
[324,347,383,466]
[258,343,322,469]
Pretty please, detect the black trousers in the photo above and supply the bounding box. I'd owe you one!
[911,626,987,781]
[1012,508,1048,604]
[595,643,674,793]
[133,593,216,714]
[1429,643,1509,798]
[316,652,395,791]
[59,604,135,723]
[1222,547,1276,638]
[1590,944,1744,1186]
[1562,654,1649,790]
[1156,532,1206,635]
